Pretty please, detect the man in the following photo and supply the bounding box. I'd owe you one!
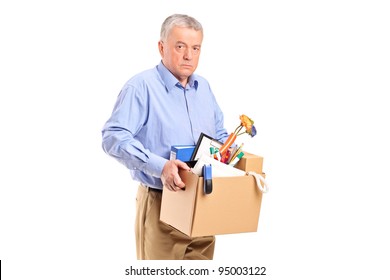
[102,14,229,260]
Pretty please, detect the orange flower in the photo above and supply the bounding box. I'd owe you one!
[240,115,254,134]
[219,114,257,157]
[234,114,255,136]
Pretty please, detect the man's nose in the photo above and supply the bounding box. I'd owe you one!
[183,48,192,60]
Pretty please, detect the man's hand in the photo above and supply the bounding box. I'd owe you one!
[161,160,190,192]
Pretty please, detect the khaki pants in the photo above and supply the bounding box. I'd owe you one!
[135,185,215,260]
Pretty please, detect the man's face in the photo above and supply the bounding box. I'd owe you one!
[159,26,203,85]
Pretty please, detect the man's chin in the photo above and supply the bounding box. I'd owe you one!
[180,68,194,76]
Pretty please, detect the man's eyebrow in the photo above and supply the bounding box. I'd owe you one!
[175,41,201,47]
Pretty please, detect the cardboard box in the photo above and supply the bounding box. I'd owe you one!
[160,153,265,237]
[234,152,263,174]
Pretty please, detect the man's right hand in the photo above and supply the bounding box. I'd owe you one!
[161,160,190,192]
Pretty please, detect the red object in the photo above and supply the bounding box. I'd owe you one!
[221,149,231,163]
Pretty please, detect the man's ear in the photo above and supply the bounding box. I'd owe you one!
[158,41,164,56]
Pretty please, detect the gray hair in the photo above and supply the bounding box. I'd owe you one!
[160,14,203,41]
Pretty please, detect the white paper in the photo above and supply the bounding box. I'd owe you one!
[191,154,246,177]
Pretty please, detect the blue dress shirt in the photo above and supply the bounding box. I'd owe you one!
[102,62,229,189]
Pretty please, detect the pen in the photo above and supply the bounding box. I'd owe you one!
[229,143,244,163]
[228,146,238,163]
[229,151,244,166]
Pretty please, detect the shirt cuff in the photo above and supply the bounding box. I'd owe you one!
[145,153,168,178]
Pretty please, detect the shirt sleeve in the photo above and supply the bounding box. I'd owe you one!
[101,85,167,178]
[209,85,230,143]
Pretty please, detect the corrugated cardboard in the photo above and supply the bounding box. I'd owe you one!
[234,152,263,174]
[160,153,265,237]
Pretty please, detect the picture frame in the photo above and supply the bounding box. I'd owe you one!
[190,133,223,161]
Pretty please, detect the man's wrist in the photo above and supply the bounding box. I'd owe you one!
[145,153,168,177]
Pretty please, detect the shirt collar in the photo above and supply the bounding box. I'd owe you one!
[157,61,199,93]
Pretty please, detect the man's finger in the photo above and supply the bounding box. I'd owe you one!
[173,175,185,189]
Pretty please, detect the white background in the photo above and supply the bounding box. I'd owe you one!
[1,0,389,279]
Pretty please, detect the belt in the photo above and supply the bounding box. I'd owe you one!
[140,183,163,193]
